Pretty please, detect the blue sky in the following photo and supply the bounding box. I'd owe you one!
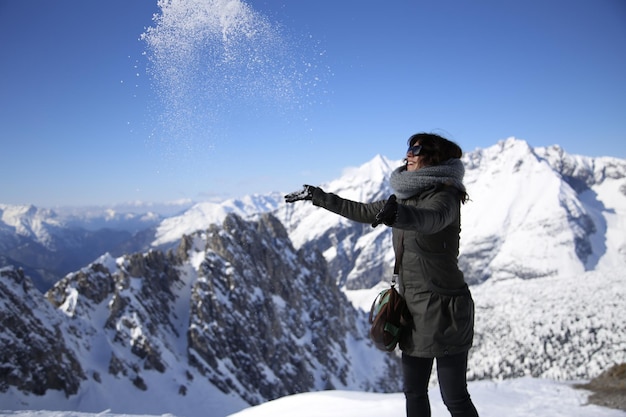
[1,0,625,208]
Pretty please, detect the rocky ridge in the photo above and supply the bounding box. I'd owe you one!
[1,212,400,414]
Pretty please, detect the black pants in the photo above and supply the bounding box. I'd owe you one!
[402,351,479,417]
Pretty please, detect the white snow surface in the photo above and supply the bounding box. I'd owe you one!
[1,377,625,417]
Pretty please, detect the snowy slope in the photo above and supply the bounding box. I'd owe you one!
[2,378,625,417]
[461,139,586,281]
[536,144,626,271]
[227,379,626,417]
[460,139,626,282]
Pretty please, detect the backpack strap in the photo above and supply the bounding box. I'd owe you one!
[392,231,404,287]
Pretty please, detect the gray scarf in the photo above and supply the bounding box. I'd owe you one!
[389,158,466,199]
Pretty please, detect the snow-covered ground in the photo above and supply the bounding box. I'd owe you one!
[1,377,624,417]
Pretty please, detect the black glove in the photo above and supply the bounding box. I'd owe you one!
[372,195,397,227]
[284,185,317,203]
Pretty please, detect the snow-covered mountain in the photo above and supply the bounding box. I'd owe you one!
[1,213,400,416]
[461,139,626,282]
[3,137,625,291]
[269,137,626,288]
[1,137,625,417]
[151,193,283,247]
[0,205,165,291]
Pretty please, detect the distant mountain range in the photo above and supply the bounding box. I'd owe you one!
[3,137,624,292]
[1,137,625,416]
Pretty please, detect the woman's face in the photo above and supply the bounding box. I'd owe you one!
[406,143,426,172]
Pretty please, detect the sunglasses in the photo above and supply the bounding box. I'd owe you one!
[406,145,423,157]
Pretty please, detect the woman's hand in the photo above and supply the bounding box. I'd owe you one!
[372,195,398,227]
[284,185,317,203]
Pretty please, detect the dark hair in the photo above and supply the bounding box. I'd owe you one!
[407,132,463,166]
[408,132,468,203]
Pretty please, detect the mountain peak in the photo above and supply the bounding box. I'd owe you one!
[464,137,537,169]
[334,154,395,183]
[323,154,399,202]
[0,203,53,223]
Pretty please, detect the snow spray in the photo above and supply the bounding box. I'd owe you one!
[141,0,328,158]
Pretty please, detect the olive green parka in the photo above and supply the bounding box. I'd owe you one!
[311,183,474,358]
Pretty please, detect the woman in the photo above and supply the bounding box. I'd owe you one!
[284,133,479,417]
